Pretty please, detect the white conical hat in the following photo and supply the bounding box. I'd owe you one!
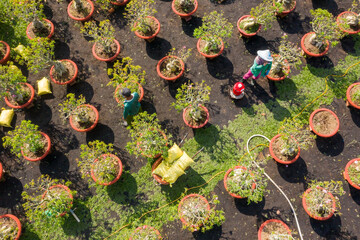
[257,50,273,62]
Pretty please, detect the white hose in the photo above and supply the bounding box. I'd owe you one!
[246,134,303,240]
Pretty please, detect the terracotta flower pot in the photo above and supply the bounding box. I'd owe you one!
[50,59,78,85]
[178,194,210,229]
[258,219,292,240]
[237,15,261,38]
[171,0,198,21]
[301,32,329,57]
[114,82,144,105]
[269,134,300,164]
[110,0,129,6]
[183,105,209,129]
[4,83,35,109]
[336,11,360,35]
[309,108,339,138]
[21,132,51,162]
[0,162,3,181]
[134,16,161,41]
[137,131,168,159]
[26,19,55,40]
[273,0,296,18]
[266,55,290,81]
[156,55,185,81]
[224,166,256,199]
[302,186,336,221]
[42,185,73,217]
[92,39,121,62]
[197,37,224,59]
[90,154,123,185]
[129,225,162,240]
[67,0,95,22]
[0,41,11,65]
[69,104,99,132]
[0,214,22,240]
[346,83,360,109]
[151,157,170,185]
[344,158,360,190]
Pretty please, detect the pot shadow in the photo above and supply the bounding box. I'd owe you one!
[350,107,360,128]
[43,4,54,20]
[71,56,92,83]
[234,197,265,216]
[168,77,192,99]
[315,133,344,157]
[62,199,92,237]
[310,215,341,237]
[256,207,291,224]
[106,171,138,204]
[54,40,71,59]
[273,77,299,101]
[25,101,52,128]
[340,35,360,56]
[277,157,308,184]
[67,80,94,103]
[0,175,23,209]
[44,122,79,153]
[146,37,172,60]
[206,55,234,80]
[141,88,157,115]
[53,20,72,43]
[108,6,128,29]
[277,12,304,34]
[306,56,335,77]
[193,225,222,240]
[39,150,70,179]
[243,35,269,55]
[160,119,181,144]
[65,171,92,200]
[312,0,339,15]
[193,125,220,151]
[349,184,360,205]
[21,229,41,240]
[181,16,202,38]
[86,123,115,144]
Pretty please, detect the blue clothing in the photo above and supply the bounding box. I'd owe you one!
[123,92,141,119]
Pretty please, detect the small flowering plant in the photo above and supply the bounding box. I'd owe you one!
[0,216,19,239]
[130,225,162,240]
[240,0,277,32]
[348,159,360,186]
[178,194,225,233]
[160,47,192,78]
[124,0,157,35]
[0,64,28,103]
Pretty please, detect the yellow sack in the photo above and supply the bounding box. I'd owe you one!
[163,164,185,184]
[173,152,194,171]
[14,44,28,60]
[152,161,170,178]
[0,108,14,128]
[164,143,183,165]
[37,77,52,95]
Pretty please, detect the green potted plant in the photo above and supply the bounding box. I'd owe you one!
[107,57,146,106]
[301,9,342,57]
[2,120,51,162]
[67,0,95,22]
[302,180,344,221]
[172,80,211,128]
[129,225,162,240]
[126,111,172,159]
[194,11,233,59]
[22,175,75,226]
[124,0,160,41]
[237,0,276,37]
[346,82,360,109]
[337,0,360,35]
[58,93,99,132]
[156,47,192,81]
[78,140,123,186]
[0,41,11,64]
[81,20,120,62]
[344,158,360,190]
[258,219,293,240]
[96,0,129,13]
[0,214,22,240]
[178,194,225,232]
[0,64,35,109]
[309,108,340,138]
[273,0,296,17]
[171,0,198,21]
[267,34,302,81]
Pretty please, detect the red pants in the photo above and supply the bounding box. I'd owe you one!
[243,69,261,80]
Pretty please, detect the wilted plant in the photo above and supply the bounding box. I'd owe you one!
[58,93,90,124]
[241,0,276,32]
[124,0,157,35]
[161,47,192,77]
[0,64,28,102]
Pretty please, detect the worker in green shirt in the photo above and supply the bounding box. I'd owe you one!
[121,88,141,126]
[242,49,273,85]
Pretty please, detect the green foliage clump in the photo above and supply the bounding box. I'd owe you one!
[125,0,157,34]
[58,93,90,124]
[81,20,116,54]
[0,64,27,99]
[247,0,277,31]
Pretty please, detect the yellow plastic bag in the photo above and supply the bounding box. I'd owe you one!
[163,164,185,184]
[152,161,170,178]
[164,143,183,165]
[173,152,194,171]
[0,108,14,127]
[37,77,52,95]
[14,44,28,60]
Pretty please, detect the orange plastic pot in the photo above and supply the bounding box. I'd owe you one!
[178,194,210,229]
[110,0,129,6]
[336,12,360,35]
[134,16,161,41]
[114,82,144,104]
[269,134,300,164]
[224,166,256,198]
[309,108,339,138]
[344,158,360,190]
[346,83,360,109]
[129,225,162,240]
[237,15,261,38]
[4,83,35,109]
[258,219,292,240]
[69,104,99,132]
[183,105,209,129]
[21,132,51,162]
[92,39,121,62]
[156,56,185,81]
[67,0,95,22]
[171,0,198,21]
[26,19,55,40]
[0,214,22,240]
[273,0,296,17]
[151,157,169,185]
[41,185,73,217]
[0,162,3,181]
[0,41,10,64]
[302,186,336,221]
[301,32,329,57]
[266,55,290,81]
[91,154,123,185]
[50,59,78,85]
[197,37,224,59]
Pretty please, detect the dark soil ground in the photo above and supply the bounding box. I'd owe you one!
[1,0,360,239]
